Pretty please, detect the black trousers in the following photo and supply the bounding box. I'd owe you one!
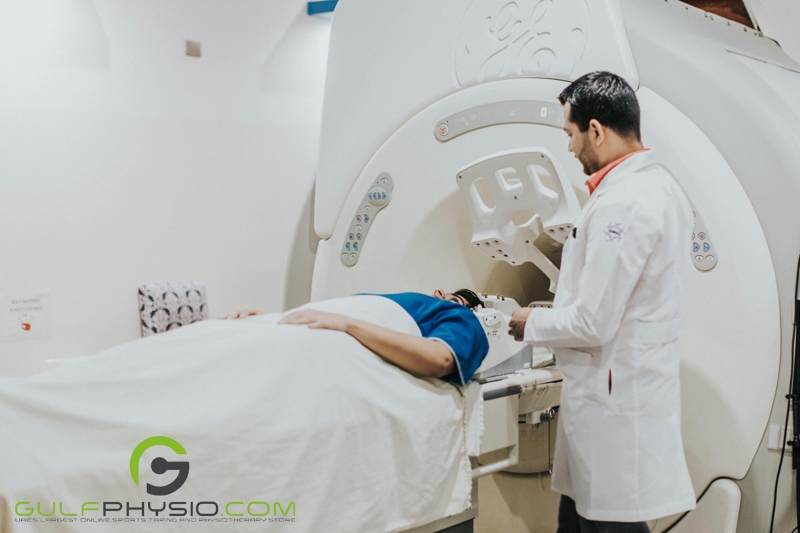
[557,496,650,533]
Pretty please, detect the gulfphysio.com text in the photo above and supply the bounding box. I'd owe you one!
[14,501,296,522]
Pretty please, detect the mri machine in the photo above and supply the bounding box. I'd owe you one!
[307,0,800,531]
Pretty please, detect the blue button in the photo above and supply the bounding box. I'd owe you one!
[345,242,350,251]
[703,243,710,252]
[693,243,700,252]
[353,242,359,251]
[382,192,386,200]
[364,214,370,223]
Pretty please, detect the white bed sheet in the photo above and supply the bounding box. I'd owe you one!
[0,296,474,532]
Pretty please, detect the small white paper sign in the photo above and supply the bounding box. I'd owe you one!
[0,289,51,342]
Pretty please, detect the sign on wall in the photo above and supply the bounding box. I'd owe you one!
[0,289,51,342]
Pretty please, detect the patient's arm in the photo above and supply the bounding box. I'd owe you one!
[279,309,456,379]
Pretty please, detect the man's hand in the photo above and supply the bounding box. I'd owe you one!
[219,308,260,320]
[508,307,533,341]
[279,309,352,332]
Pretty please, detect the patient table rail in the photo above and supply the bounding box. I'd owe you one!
[405,369,561,533]
[473,367,562,479]
[482,385,522,401]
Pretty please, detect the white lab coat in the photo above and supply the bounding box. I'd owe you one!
[524,150,696,522]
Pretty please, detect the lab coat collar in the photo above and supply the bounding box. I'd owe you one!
[590,149,657,198]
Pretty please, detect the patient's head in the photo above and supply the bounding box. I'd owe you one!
[432,288,483,310]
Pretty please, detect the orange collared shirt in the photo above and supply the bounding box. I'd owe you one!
[585,149,650,195]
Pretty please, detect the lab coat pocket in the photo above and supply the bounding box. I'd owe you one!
[600,344,639,417]
[554,347,596,406]
[553,347,592,368]
[559,228,586,281]
[601,320,683,416]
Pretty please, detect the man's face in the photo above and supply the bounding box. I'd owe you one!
[432,288,468,306]
[563,102,602,176]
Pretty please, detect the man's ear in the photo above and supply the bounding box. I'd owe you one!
[588,118,605,146]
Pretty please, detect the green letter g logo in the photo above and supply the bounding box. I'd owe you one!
[130,436,189,496]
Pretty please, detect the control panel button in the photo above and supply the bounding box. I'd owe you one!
[706,255,714,262]
[698,232,706,240]
[695,255,704,262]
[356,233,362,240]
[693,243,700,252]
[364,215,370,223]
[368,187,389,206]
[345,242,350,251]
[438,124,449,136]
[364,206,371,212]
[349,253,356,259]
[703,243,710,253]
[356,215,362,223]
[349,233,354,241]
[353,242,359,251]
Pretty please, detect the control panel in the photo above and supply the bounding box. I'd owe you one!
[340,173,394,267]
[690,206,716,271]
[434,100,564,142]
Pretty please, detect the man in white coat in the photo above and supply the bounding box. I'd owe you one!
[508,72,696,532]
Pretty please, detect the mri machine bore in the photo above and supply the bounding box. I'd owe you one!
[309,0,800,531]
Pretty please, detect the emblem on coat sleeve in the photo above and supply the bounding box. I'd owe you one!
[604,222,625,242]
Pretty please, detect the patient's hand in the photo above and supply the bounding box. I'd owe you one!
[279,309,352,332]
[219,308,261,320]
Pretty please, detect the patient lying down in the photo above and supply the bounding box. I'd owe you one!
[221,289,489,385]
[0,291,483,532]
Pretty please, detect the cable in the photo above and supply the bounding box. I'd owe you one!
[769,254,800,533]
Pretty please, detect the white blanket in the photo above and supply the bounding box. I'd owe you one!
[0,296,474,532]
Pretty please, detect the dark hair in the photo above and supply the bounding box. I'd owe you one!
[454,288,483,310]
[558,71,641,141]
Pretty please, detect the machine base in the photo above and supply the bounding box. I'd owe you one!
[666,479,740,533]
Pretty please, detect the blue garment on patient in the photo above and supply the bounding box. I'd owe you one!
[367,292,489,386]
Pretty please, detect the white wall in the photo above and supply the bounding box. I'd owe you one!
[0,0,330,376]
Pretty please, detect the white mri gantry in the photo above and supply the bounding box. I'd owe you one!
[308,0,800,531]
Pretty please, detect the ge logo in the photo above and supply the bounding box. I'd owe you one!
[454,0,590,87]
[130,436,189,496]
